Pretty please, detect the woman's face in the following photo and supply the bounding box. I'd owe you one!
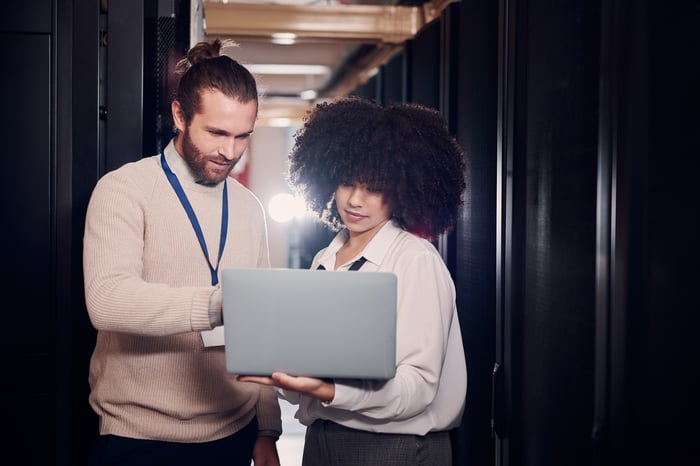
[335,182,392,236]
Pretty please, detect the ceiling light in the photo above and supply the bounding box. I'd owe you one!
[271,33,297,45]
[299,89,318,100]
[267,117,294,128]
[245,64,331,76]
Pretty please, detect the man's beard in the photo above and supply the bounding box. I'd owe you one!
[181,128,238,186]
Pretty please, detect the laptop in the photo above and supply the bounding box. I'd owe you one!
[221,267,397,379]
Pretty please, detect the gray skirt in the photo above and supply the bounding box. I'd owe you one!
[302,420,452,466]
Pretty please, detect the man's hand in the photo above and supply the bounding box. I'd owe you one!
[238,372,335,403]
[252,435,279,466]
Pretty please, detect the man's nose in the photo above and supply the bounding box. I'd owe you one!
[219,139,236,160]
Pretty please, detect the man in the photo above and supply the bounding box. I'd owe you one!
[83,39,281,465]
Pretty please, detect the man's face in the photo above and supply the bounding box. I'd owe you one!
[172,89,257,186]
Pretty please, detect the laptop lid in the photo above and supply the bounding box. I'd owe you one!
[221,267,397,379]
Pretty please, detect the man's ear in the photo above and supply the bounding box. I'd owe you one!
[172,100,185,132]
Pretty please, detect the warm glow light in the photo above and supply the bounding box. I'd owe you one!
[268,193,308,223]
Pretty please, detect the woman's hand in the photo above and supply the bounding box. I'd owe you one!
[238,372,335,403]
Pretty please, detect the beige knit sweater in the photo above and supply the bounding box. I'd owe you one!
[83,141,281,442]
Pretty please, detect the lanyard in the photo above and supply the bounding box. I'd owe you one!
[161,152,228,286]
[316,256,367,271]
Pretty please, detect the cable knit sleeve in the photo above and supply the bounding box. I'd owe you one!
[83,161,216,336]
[255,385,283,438]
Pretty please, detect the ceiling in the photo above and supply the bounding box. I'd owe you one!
[199,0,454,126]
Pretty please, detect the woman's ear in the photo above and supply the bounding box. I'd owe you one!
[171,100,185,133]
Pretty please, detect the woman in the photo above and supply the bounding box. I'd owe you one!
[240,96,468,466]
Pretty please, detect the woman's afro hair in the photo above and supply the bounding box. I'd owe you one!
[288,96,467,240]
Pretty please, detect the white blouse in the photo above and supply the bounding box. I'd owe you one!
[279,219,467,435]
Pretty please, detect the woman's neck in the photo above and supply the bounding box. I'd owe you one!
[334,218,389,269]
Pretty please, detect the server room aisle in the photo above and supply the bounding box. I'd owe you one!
[275,399,305,466]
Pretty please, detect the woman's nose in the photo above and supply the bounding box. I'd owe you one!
[348,186,365,205]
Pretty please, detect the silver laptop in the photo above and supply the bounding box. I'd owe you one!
[221,267,397,379]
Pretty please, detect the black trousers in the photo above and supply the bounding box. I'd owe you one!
[88,417,258,466]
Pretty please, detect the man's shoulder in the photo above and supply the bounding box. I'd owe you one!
[225,176,263,207]
[90,155,163,202]
[97,155,161,185]
[108,154,160,175]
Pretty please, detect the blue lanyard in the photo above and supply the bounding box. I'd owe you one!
[161,152,228,286]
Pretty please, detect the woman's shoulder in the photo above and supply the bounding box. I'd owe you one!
[388,229,445,266]
[394,229,439,252]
